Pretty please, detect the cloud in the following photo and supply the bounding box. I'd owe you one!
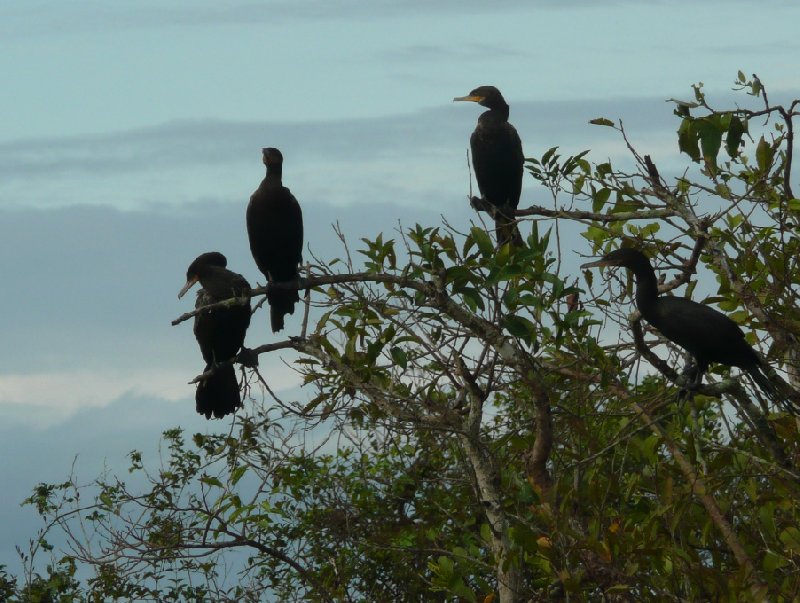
[0,200,448,430]
[0,363,304,429]
[0,95,694,212]
[0,369,186,425]
[383,43,531,63]
[7,86,796,212]
[2,0,775,40]
[0,1,601,39]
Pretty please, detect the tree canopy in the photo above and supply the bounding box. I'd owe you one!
[8,74,800,602]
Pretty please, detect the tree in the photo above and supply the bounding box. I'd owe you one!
[15,74,800,601]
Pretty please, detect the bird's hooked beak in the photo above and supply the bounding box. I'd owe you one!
[453,94,483,103]
[581,258,615,270]
[178,275,199,299]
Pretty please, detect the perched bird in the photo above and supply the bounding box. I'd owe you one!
[179,252,252,419]
[582,247,793,411]
[454,85,524,246]
[247,147,304,332]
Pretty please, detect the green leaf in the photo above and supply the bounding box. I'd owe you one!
[451,579,476,602]
[390,346,408,369]
[696,117,722,170]
[756,136,774,173]
[469,226,494,257]
[638,222,661,238]
[99,492,114,509]
[502,315,536,341]
[678,118,700,161]
[445,265,474,288]
[459,288,485,311]
[541,146,559,165]
[495,241,512,267]
[762,550,788,573]
[779,526,800,553]
[480,523,493,544]
[230,466,248,486]
[758,504,776,540]
[437,555,454,576]
[715,183,731,199]
[596,162,612,177]
[725,115,745,157]
[592,188,611,213]
[589,117,615,127]
[201,476,224,489]
[580,225,607,245]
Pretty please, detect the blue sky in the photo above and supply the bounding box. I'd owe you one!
[2,0,799,578]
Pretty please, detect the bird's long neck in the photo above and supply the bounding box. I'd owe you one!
[481,102,509,124]
[201,268,243,300]
[265,163,283,184]
[628,260,660,317]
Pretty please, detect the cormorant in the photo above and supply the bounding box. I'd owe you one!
[178,252,252,419]
[582,247,793,411]
[247,147,304,332]
[454,85,524,246]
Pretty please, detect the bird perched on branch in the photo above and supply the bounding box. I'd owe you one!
[178,252,251,419]
[454,85,524,246]
[247,147,304,332]
[582,247,795,413]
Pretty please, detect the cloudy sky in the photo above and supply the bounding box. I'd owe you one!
[2,0,798,576]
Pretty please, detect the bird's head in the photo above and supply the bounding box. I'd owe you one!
[262,147,284,167]
[453,86,506,109]
[178,251,227,298]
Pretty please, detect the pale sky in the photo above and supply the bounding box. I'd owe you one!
[1,0,798,577]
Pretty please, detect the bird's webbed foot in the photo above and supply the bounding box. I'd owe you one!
[237,347,259,369]
[469,195,492,213]
[208,352,236,374]
[468,196,516,222]
[683,363,701,386]
[677,363,703,401]
[267,278,302,294]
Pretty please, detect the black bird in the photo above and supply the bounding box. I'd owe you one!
[179,252,252,419]
[581,248,793,411]
[454,85,524,246]
[247,147,304,332]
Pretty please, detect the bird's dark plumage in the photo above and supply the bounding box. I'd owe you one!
[247,147,304,332]
[179,252,251,419]
[454,85,524,246]
[582,247,792,411]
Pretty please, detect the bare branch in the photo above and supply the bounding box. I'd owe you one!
[516,202,676,222]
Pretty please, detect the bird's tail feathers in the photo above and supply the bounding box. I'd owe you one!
[494,213,524,248]
[746,365,799,415]
[266,275,300,333]
[267,288,298,333]
[196,364,241,419]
